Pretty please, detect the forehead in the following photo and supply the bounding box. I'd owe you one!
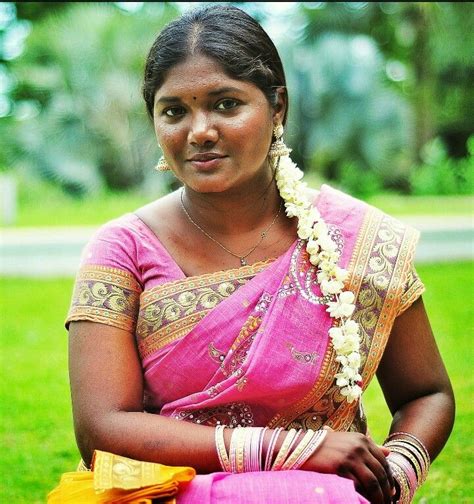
[155,54,263,100]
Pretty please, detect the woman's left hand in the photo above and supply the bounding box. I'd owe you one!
[303,430,395,504]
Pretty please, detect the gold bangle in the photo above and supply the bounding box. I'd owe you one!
[215,425,231,472]
[291,429,327,470]
[229,427,245,473]
[386,439,430,482]
[235,426,247,473]
[385,442,424,484]
[389,460,412,504]
[280,429,315,470]
[281,429,327,470]
[387,440,429,483]
[385,432,430,465]
[271,429,298,471]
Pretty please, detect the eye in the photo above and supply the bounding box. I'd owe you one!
[163,106,185,117]
[216,99,239,111]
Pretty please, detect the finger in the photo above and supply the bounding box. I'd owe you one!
[365,456,394,504]
[368,444,395,492]
[379,445,391,456]
[350,465,386,504]
[335,468,364,500]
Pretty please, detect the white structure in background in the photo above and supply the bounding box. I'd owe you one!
[0,174,17,225]
[0,217,473,277]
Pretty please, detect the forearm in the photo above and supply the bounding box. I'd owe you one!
[386,389,455,461]
[77,411,223,472]
[77,411,293,473]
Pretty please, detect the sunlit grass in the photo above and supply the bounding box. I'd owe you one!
[366,193,473,217]
[365,261,474,503]
[2,177,472,228]
[1,262,472,502]
[13,183,155,227]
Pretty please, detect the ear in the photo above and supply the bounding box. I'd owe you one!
[272,87,287,126]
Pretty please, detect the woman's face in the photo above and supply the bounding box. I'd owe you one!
[153,54,284,194]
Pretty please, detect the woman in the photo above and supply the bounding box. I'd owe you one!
[59,5,454,504]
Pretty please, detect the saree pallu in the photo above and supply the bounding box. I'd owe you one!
[66,185,425,503]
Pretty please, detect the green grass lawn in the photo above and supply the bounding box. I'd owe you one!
[1,262,473,502]
[2,177,472,228]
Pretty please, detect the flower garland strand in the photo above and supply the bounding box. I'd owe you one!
[275,155,362,403]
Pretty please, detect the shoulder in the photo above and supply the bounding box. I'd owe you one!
[133,190,180,237]
[90,213,143,244]
[80,213,152,279]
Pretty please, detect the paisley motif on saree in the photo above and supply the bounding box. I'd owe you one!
[66,265,141,333]
[136,261,272,360]
[65,185,424,435]
[269,203,424,432]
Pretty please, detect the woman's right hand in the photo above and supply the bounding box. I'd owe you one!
[302,431,395,504]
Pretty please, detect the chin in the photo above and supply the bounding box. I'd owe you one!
[183,174,239,194]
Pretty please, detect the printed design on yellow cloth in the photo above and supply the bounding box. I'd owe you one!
[48,450,195,504]
[137,261,271,359]
[66,266,142,333]
[268,209,423,432]
[92,450,194,490]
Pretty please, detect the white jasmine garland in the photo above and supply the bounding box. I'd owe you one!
[275,156,362,403]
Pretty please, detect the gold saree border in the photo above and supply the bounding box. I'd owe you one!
[267,208,421,431]
[66,265,142,333]
[397,268,426,317]
[327,210,420,431]
[137,261,272,359]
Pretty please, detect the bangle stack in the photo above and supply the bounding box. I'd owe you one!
[383,432,431,504]
[215,426,327,473]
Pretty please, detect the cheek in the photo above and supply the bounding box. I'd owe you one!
[226,108,272,154]
[155,124,187,156]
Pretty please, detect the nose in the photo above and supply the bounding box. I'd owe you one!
[188,111,218,147]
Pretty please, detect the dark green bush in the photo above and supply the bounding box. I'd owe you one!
[409,137,474,195]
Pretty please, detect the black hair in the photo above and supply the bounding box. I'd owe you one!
[142,4,288,123]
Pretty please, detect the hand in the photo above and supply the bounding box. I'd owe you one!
[303,431,395,504]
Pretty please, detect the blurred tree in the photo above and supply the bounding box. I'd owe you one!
[2,2,179,195]
[299,2,474,163]
[1,2,472,197]
[13,2,70,22]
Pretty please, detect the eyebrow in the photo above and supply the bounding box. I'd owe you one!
[156,86,244,104]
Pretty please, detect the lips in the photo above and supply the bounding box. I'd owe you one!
[187,153,227,171]
[188,153,226,161]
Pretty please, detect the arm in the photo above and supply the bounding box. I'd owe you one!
[376,296,455,461]
[70,320,395,503]
[301,296,455,504]
[68,320,223,472]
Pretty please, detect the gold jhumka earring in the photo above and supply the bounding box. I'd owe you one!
[154,155,170,172]
[268,123,291,163]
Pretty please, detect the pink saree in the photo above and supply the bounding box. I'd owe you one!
[66,185,424,503]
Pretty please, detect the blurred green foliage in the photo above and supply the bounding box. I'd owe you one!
[409,136,474,196]
[0,2,473,200]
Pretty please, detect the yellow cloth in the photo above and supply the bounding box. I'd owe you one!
[48,450,196,503]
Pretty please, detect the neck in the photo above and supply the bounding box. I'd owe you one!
[181,174,283,236]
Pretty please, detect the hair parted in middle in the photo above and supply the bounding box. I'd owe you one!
[142,4,288,124]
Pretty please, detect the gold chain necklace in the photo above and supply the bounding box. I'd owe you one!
[180,188,282,266]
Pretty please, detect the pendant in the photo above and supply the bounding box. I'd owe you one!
[240,257,248,266]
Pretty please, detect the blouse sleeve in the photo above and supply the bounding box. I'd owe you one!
[396,264,425,317]
[65,217,142,333]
